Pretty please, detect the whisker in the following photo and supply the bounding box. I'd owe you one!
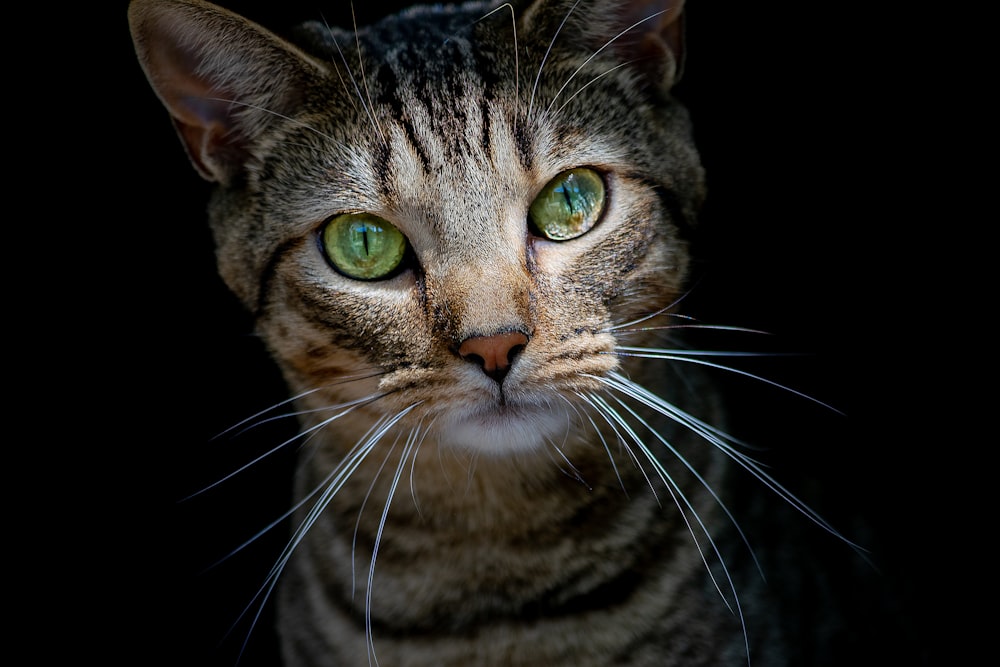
[563,394,629,494]
[312,6,385,147]
[596,372,867,556]
[467,3,519,133]
[365,417,425,667]
[210,386,321,442]
[552,60,633,117]
[351,423,406,599]
[224,423,380,661]
[528,0,581,121]
[574,392,653,499]
[612,347,844,415]
[204,419,385,575]
[353,434,403,667]
[201,503,296,575]
[617,348,799,358]
[537,398,588,484]
[314,13,361,116]
[206,403,410,573]
[602,302,770,339]
[545,436,590,488]
[182,393,388,501]
[229,403,423,663]
[212,370,386,441]
[545,9,671,116]
[408,415,438,518]
[350,2,387,146]
[581,389,748,640]
[592,384,762,572]
[200,96,350,150]
[610,322,774,337]
[602,296,689,333]
[262,413,405,587]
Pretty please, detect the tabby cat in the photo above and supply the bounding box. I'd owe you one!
[129,0,859,664]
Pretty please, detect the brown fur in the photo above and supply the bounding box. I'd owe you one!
[129,1,839,665]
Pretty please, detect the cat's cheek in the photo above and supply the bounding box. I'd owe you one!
[269,266,433,368]
[529,236,629,319]
[528,237,618,295]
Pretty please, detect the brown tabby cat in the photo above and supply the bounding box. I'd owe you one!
[129,0,860,664]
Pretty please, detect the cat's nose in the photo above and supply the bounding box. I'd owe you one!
[458,331,529,384]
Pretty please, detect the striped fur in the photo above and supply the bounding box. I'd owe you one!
[129,1,850,665]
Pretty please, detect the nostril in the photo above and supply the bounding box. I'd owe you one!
[464,353,486,368]
[507,344,526,364]
[458,331,530,383]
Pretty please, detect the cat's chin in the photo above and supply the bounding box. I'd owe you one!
[437,403,572,455]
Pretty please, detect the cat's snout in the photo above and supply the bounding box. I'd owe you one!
[458,331,529,384]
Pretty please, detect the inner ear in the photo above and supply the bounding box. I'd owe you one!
[608,0,686,90]
[129,0,321,184]
[517,0,687,91]
[642,4,685,83]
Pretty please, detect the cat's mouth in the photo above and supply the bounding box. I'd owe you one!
[438,399,572,455]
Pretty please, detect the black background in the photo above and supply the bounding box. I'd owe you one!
[67,0,953,664]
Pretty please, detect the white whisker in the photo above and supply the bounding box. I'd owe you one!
[563,393,629,494]
[612,347,844,415]
[592,382,763,573]
[470,3,519,133]
[602,301,770,338]
[617,348,795,358]
[581,390,747,644]
[528,0,581,121]
[212,371,385,441]
[336,408,423,596]
[201,96,350,150]
[365,418,425,667]
[576,392,660,503]
[182,393,386,501]
[408,415,438,518]
[351,421,407,599]
[553,60,633,117]
[602,297,690,332]
[545,435,590,488]
[225,417,380,661]
[612,322,773,337]
[315,13,362,116]
[350,3,387,146]
[313,6,386,147]
[596,371,867,556]
[210,386,322,442]
[224,402,422,664]
[545,10,670,116]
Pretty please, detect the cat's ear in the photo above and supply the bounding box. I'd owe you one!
[615,0,686,89]
[129,0,321,184]
[520,0,687,92]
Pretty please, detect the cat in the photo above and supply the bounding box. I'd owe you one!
[129,0,867,665]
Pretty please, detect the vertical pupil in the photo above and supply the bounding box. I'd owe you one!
[353,222,374,256]
[528,168,604,241]
[561,184,574,211]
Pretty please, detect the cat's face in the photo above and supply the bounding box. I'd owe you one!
[128,6,893,665]
[131,0,703,455]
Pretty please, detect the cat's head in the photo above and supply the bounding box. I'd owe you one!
[130,0,705,454]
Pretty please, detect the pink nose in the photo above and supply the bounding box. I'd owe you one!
[458,331,529,383]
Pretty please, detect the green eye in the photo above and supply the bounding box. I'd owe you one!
[529,168,606,241]
[320,213,408,280]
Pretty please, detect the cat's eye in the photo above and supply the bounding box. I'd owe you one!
[528,168,606,241]
[320,213,409,280]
